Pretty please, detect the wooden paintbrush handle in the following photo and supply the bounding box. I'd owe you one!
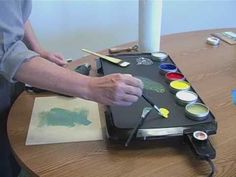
[109,45,138,54]
[109,47,132,54]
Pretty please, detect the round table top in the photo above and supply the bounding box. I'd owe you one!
[8,28,236,177]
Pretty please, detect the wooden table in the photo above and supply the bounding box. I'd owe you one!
[8,29,236,177]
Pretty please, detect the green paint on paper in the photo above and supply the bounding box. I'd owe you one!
[38,108,91,127]
[138,76,165,93]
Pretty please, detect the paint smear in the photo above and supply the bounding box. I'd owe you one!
[138,76,165,93]
[38,107,92,127]
[136,57,153,65]
[160,108,170,118]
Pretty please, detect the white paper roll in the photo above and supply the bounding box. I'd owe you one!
[138,0,163,53]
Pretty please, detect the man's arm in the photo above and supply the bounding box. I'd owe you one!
[23,20,67,66]
[21,21,143,106]
[15,57,143,106]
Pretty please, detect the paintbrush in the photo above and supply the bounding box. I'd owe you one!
[142,94,166,118]
[125,107,152,147]
[81,49,130,67]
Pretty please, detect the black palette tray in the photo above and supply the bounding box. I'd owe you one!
[98,53,217,140]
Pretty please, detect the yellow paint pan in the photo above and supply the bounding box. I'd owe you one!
[81,49,130,67]
[170,80,190,93]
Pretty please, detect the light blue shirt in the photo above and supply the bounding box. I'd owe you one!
[0,0,39,82]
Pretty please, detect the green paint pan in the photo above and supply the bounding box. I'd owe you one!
[185,103,209,121]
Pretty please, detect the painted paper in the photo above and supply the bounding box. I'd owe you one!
[26,96,102,145]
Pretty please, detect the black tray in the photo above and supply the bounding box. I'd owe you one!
[98,53,217,141]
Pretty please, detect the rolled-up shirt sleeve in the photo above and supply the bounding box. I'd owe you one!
[0,40,39,82]
[0,0,39,83]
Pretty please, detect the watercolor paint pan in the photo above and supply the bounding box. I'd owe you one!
[165,72,185,83]
[185,103,209,121]
[151,52,168,62]
[175,90,198,106]
[170,80,191,93]
[159,63,178,75]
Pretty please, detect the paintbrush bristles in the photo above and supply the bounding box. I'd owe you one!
[81,49,129,66]
[142,95,165,117]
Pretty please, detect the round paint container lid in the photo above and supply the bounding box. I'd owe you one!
[193,131,208,141]
[151,52,168,62]
[185,103,209,121]
[176,90,198,105]
[165,72,185,82]
[169,80,190,93]
[159,63,177,75]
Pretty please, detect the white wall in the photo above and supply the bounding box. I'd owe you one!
[30,0,236,59]
[161,0,236,34]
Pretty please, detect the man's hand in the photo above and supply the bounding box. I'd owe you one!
[40,51,67,66]
[88,74,143,106]
[23,20,67,66]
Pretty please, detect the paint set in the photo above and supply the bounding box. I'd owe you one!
[98,52,216,134]
[156,56,210,121]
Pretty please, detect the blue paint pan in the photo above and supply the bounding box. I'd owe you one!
[232,89,236,105]
[159,63,177,75]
